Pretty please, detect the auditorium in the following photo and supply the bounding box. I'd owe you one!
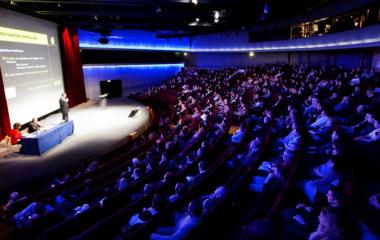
[0,0,380,239]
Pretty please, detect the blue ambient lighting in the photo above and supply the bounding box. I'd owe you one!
[78,25,380,52]
[82,63,185,69]
[80,43,190,51]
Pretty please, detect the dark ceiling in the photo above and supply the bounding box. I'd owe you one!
[0,0,342,36]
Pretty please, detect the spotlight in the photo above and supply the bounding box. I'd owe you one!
[191,0,198,5]
[249,51,255,57]
[260,2,269,20]
[214,11,220,20]
[195,18,200,22]
[263,3,269,14]
[183,52,188,56]
[156,5,162,14]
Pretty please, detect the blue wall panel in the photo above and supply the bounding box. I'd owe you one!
[82,64,184,100]
[78,29,190,51]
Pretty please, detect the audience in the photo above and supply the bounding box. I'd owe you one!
[1,64,379,240]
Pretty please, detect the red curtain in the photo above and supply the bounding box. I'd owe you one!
[61,26,87,107]
[0,68,11,139]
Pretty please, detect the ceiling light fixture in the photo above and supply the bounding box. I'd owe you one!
[214,11,220,20]
[156,5,162,14]
[214,11,220,23]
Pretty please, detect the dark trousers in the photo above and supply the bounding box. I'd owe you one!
[62,112,69,121]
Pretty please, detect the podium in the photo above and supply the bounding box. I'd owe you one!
[99,93,108,108]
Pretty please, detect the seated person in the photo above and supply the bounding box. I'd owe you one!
[250,165,284,193]
[50,173,71,188]
[13,202,54,228]
[169,183,187,203]
[55,190,75,218]
[126,209,153,229]
[85,161,98,173]
[130,183,154,201]
[9,122,22,145]
[27,118,41,133]
[359,193,380,239]
[308,109,333,140]
[99,187,113,207]
[199,186,227,213]
[200,186,226,202]
[308,208,345,240]
[302,156,339,203]
[186,161,207,185]
[231,124,247,144]
[281,187,345,239]
[73,203,90,216]
[144,193,167,217]
[355,114,380,143]
[150,200,202,240]
[2,191,27,212]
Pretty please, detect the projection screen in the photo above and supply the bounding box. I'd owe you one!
[0,7,65,125]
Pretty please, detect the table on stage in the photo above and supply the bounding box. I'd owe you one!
[20,120,74,155]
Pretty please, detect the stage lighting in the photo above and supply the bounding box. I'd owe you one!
[191,0,198,5]
[214,11,220,20]
[214,11,220,23]
[249,51,255,57]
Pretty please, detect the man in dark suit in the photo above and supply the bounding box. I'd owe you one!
[59,93,69,121]
[28,118,41,133]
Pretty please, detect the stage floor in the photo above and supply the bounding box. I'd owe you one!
[0,98,150,190]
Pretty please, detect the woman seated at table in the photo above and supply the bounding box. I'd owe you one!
[9,123,22,145]
[28,118,41,133]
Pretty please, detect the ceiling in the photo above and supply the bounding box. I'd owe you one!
[0,0,344,36]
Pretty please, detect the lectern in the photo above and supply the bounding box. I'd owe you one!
[99,93,108,108]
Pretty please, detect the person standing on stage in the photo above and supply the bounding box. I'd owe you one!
[59,93,69,121]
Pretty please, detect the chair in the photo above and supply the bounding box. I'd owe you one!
[4,135,21,154]
[4,135,12,153]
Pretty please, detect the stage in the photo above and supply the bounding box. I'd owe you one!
[0,98,151,190]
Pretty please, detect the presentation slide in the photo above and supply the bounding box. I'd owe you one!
[0,8,64,125]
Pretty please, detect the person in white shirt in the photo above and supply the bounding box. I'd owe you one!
[349,74,360,86]
[150,200,202,240]
[355,115,380,142]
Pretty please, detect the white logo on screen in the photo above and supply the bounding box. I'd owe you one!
[50,37,55,45]
[5,87,16,99]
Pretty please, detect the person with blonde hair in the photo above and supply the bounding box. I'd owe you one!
[309,208,345,240]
